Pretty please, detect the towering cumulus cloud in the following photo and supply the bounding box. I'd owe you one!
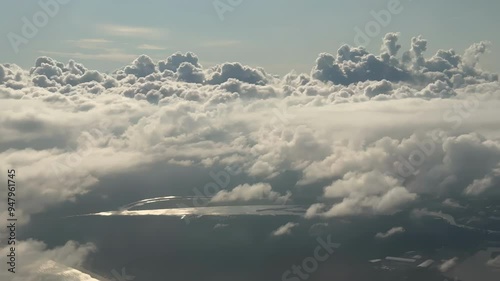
[0,33,499,279]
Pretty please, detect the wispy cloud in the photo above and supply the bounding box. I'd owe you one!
[271,222,299,237]
[38,50,138,63]
[66,38,112,50]
[98,24,167,39]
[137,44,166,51]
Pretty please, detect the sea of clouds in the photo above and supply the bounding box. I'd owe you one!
[1,32,500,279]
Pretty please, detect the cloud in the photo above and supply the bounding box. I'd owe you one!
[0,240,97,281]
[202,40,241,47]
[312,32,497,87]
[439,257,459,272]
[39,50,138,63]
[210,183,290,203]
[308,223,329,237]
[177,62,205,84]
[98,24,167,39]
[122,54,156,78]
[0,32,500,231]
[487,255,500,268]
[158,52,201,73]
[206,62,270,85]
[33,261,102,281]
[271,222,299,237]
[137,44,167,51]
[213,223,229,230]
[306,172,417,217]
[0,65,6,84]
[375,226,405,239]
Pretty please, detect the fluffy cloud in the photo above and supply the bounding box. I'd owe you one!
[314,187,416,217]
[177,62,205,84]
[206,62,270,85]
[158,52,201,73]
[465,164,500,195]
[440,257,459,272]
[487,255,500,268]
[304,172,417,217]
[271,222,299,237]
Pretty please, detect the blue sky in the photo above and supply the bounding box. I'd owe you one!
[1,0,499,75]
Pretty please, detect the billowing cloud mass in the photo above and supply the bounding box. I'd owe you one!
[442,198,465,208]
[271,222,299,237]
[1,33,500,279]
[1,33,499,225]
[0,240,97,281]
[375,226,405,239]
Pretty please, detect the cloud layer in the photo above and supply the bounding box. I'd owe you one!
[375,226,405,239]
[1,33,500,224]
[1,33,500,280]
[0,33,500,280]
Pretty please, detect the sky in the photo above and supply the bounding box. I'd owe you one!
[1,0,499,75]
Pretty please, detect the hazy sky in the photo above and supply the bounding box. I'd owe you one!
[1,0,499,75]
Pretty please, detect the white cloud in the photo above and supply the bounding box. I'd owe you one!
[306,172,417,217]
[0,32,500,232]
[213,223,229,230]
[487,255,500,267]
[375,226,405,239]
[39,50,138,63]
[442,198,466,208]
[271,222,298,236]
[98,24,167,39]
[66,38,113,50]
[202,40,241,48]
